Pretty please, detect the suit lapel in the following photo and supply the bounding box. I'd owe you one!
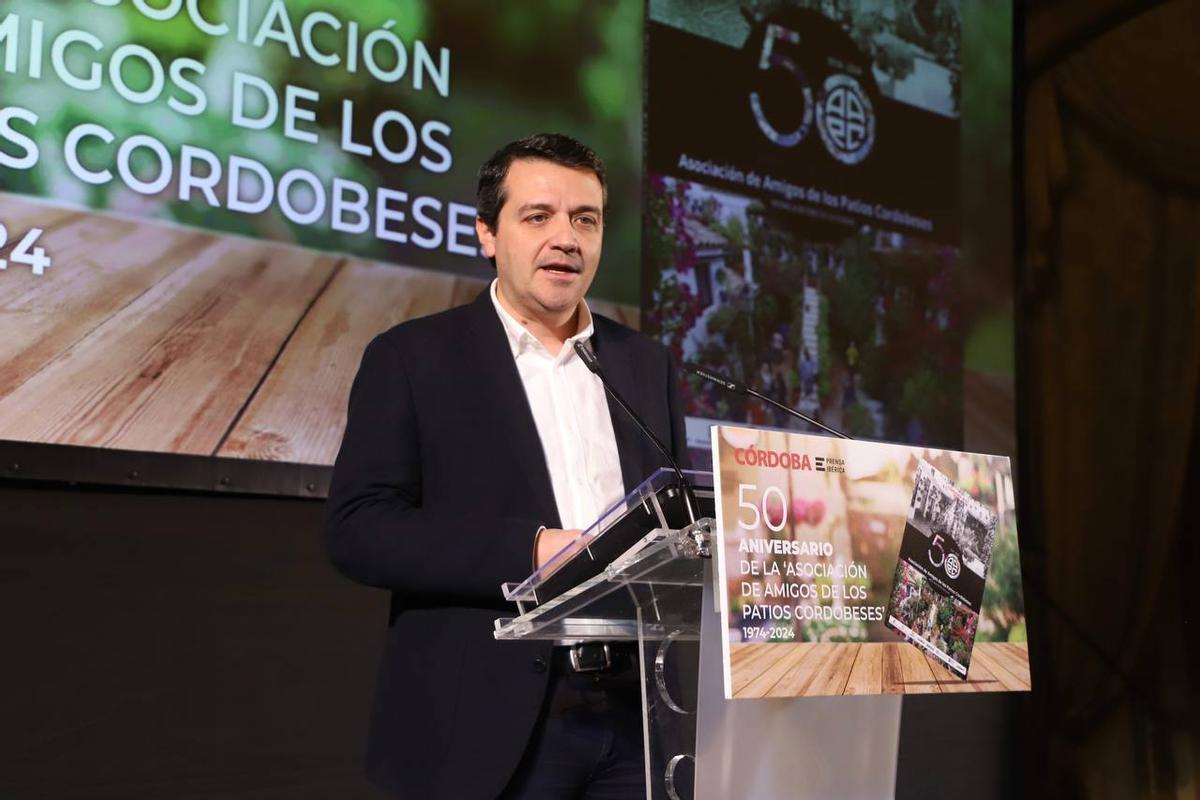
[462,291,561,528]
[591,323,645,495]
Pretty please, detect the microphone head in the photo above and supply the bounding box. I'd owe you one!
[573,340,601,374]
[683,362,744,393]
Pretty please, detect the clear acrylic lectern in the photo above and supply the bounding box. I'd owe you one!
[493,469,902,800]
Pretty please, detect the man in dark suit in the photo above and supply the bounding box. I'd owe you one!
[324,134,688,799]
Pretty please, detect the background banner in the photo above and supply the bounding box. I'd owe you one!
[710,424,1030,698]
[0,0,1014,494]
[0,0,641,475]
[644,0,1014,460]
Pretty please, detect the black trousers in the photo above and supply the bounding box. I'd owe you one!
[499,648,646,800]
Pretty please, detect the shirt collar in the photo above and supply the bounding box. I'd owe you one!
[489,279,594,360]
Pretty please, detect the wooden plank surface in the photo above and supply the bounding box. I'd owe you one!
[843,643,884,695]
[0,233,338,453]
[0,204,212,400]
[0,192,643,464]
[217,259,486,464]
[881,643,908,694]
[218,264,639,464]
[0,194,83,234]
[972,642,1033,691]
[729,643,790,695]
[726,642,1029,698]
[731,642,810,697]
[764,642,836,697]
[928,652,1004,693]
[590,298,640,329]
[893,642,943,693]
[804,642,860,696]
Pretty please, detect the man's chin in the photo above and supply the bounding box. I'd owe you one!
[534,294,582,314]
[532,286,588,316]
[535,276,590,305]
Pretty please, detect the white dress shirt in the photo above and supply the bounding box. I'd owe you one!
[489,280,625,531]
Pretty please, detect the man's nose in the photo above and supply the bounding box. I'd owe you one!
[548,214,580,252]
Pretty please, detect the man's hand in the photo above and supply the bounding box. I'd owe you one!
[535,527,585,569]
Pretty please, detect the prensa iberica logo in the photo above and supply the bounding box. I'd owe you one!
[732,447,846,473]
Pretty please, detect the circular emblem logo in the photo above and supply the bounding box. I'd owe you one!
[816,74,875,164]
[944,553,961,579]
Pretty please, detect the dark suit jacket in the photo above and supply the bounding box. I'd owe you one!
[323,289,689,799]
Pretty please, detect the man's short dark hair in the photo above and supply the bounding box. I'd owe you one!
[476,133,608,232]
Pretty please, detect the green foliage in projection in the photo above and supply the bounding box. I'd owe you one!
[817,300,833,404]
[978,518,1025,641]
[843,402,877,438]
[964,308,1016,374]
[714,215,746,249]
[898,364,943,423]
[959,0,1014,389]
[582,0,641,122]
[827,232,878,357]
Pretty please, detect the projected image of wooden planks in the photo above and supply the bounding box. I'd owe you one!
[0,194,641,465]
[727,642,1031,698]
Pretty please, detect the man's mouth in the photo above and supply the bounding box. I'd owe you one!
[539,263,582,275]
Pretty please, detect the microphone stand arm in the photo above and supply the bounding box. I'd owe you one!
[684,362,851,440]
[743,386,851,440]
[596,379,700,524]
[574,341,700,524]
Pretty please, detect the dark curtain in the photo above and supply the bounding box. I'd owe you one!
[1022,0,1200,796]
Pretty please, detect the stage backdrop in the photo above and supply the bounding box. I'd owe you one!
[0,0,1013,493]
[0,0,642,486]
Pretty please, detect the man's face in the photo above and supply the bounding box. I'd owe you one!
[476,158,603,323]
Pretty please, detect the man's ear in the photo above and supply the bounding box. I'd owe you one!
[476,217,496,258]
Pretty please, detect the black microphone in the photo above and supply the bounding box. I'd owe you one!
[682,362,852,440]
[573,340,699,523]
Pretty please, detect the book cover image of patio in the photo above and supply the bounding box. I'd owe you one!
[0,193,635,465]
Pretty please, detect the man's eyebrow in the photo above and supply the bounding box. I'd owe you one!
[514,202,603,216]
[515,202,555,215]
